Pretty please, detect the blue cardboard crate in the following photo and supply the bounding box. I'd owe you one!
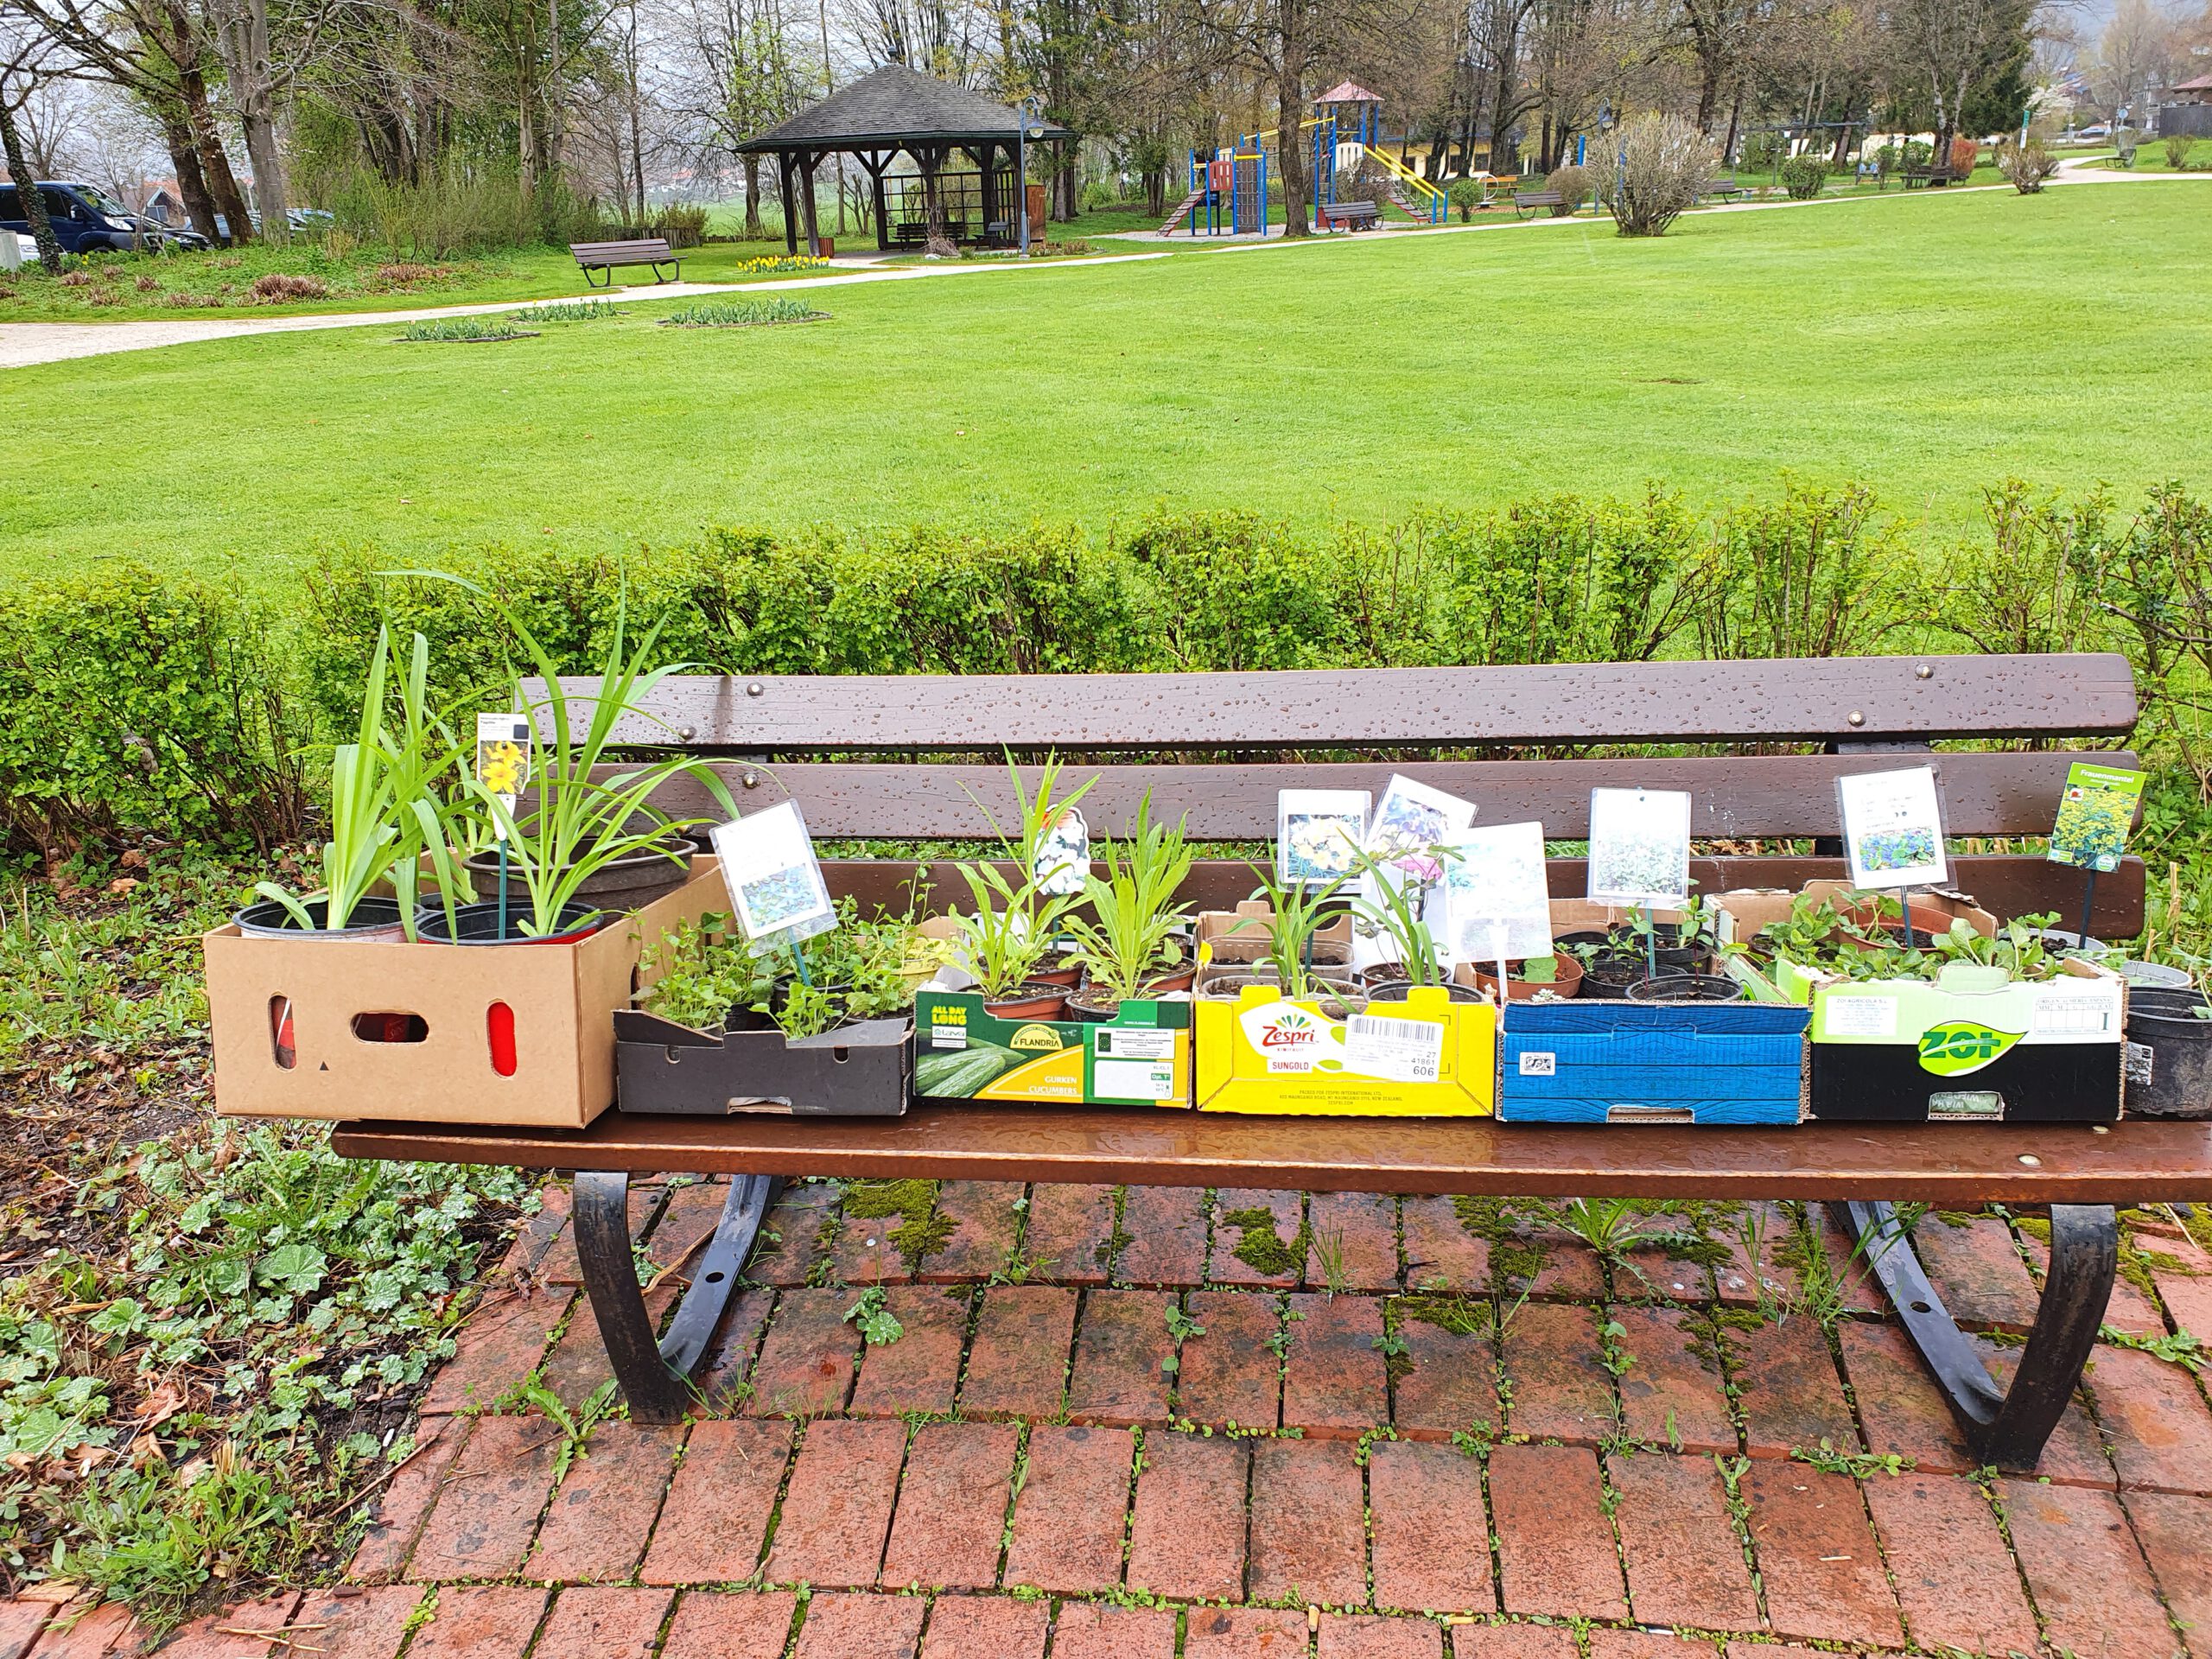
[1497,1001,1809,1126]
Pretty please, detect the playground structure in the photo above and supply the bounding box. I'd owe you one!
[1158,83,1449,236]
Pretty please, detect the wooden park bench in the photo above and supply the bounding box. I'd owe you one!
[1702,176,1746,201]
[333,652,2212,1472]
[1900,167,1955,189]
[570,238,683,288]
[1319,200,1382,231]
[1512,189,1567,219]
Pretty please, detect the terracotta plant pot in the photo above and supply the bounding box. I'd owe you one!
[1468,956,1586,1001]
[1028,960,1084,988]
[1143,966,1197,995]
[233,896,409,941]
[982,982,1071,1020]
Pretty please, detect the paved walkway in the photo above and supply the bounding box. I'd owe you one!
[0,251,1168,371]
[12,1179,2211,1659]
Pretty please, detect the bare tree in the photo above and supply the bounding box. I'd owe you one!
[1885,0,2034,155]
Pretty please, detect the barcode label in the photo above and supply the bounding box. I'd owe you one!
[1343,1014,1445,1084]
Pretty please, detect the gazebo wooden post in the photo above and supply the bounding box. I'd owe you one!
[779,151,798,254]
[865,151,893,251]
[798,149,823,257]
[969,143,996,242]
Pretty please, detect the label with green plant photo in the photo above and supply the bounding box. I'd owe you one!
[2047,762,2144,874]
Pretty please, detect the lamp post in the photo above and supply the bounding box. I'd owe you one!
[1018,99,1046,253]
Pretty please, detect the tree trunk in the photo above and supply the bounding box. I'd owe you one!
[157,109,224,242]
[0,86,64,267]
[1274,58,1308,236]
[743,156,763,236]
[221,0,290,240]
[181,67,255,244]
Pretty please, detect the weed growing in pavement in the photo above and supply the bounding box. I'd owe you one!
[2099,1325,2207,1371]
[513,1379,620,1481]
[843,1286,905,1346]
[1789,1438,1914,1478]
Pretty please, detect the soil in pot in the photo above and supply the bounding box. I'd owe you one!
[1578,952,1645,995]
[417,899,605,944]
[1067,986,1123,1022]
[466,830,694,918]
[1624,973,1746,1004]
[982,982,1071,1020]
[2126,990,2212,1119]
[1609,927,1708,975]
[1469,956,1586,1001]
[234,896,409,940]
[1143,966,1197,995]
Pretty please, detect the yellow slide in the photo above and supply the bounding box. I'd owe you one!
[1344,143,1449,219]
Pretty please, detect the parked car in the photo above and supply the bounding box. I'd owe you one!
[0,181,200,255]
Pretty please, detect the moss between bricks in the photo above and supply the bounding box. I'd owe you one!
[1452,1195,1548,1288]
[842,1178,957,1270]
[1395,1294,1493,1338]
[1219,1205,1310,1277]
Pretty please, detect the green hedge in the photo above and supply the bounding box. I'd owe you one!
[3,479,2205,861]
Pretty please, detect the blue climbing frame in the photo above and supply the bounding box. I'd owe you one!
[1181,137,1270,235]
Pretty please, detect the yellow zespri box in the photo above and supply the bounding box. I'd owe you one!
[1194,983,1497,1116]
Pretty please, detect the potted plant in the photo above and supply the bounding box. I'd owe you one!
[1347,849,1484,1002]
[238,627,473,942]
[970,754,1096,986]
[1222,864,1363,1005]
[1064,799,1196,1020]
[1467,951,1586,1001]
[418,586,738,942]
[2125,987,2212,1118]
[949,860,1071,1018]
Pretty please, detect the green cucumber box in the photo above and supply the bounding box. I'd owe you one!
[912,991,1193,1108]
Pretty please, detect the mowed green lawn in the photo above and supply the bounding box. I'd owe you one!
[8,183,2207,579]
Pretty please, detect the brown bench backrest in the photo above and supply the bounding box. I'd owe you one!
[571,239,674,263]
[549,652,2145,930]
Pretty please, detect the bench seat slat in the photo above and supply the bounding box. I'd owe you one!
[637,750,2136,841]
[582,654,2137,749]
[331,1107,2212,1202]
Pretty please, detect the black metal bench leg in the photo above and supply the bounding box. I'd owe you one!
[574,1170,780,1425]
[1832,1199,2116,1470]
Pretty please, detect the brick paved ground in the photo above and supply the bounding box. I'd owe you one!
[17,1182,2212,1659]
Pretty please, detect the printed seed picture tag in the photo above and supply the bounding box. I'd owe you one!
[1586,788,1692,909]
[1031,805,1091,896]
[2047,762,2145,874]
[1443,822,1554,963]
[1363,774,1476,863]
[1837,766,1949,891]
[1277,789,1371,887]
[710,800,837,947]
[474,713,532,818]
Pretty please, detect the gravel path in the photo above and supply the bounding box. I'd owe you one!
[0,251,1167,370]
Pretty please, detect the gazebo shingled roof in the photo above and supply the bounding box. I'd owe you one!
[737,63,1071,152]
[734,64,1072,257]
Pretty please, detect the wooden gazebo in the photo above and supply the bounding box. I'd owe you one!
[736,64,1073,256]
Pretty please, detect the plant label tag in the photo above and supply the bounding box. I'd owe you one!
[1586,788,1692,909]
[1518,1051,1558,1077]
[474,713,531,817]
[1342,1014,1445,1084]
[1443,822,1553,962]
[1096,1027,1176,1061]
[1095,1058,1176,1100]
[1364,774,1476,865]
[1278,789,1371,887]
[2048,762,2145,873]
[1032,805,1090,896]
[710,801,837,945]
[1837,766,1948,891]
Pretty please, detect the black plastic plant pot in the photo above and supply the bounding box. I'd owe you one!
[233,896,408,940]
[1366,981,1487,1005]
[2126,989,2212,1119]
[466,832,694,918]
[1580,955,1645,995]
[416,899,605,944]
[1067,988,1125,1023]
[1624,973,1747,1004]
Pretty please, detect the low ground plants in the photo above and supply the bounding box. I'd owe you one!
[397,317,534,343]
[662,297,825,327]
[509,299,623,324]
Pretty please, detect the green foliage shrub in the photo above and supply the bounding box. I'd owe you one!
[0,569,313,859]
[1778,156,1829,200]
[1447,179,1484,222]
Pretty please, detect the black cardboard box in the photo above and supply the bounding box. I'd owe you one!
[614,1008,910,1116]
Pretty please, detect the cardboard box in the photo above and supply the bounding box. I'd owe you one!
[913,991,1192,1107]
[204,859,726,1128]
[1197,901,1351,966]
[1497,1001,1809,1125]
[1194,983,1497,1116]
[1714,884,2126,1123]
[615,1008,910,1116]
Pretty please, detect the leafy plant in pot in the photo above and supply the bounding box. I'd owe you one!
[1349,849,1484,1002]
[238,627,474,942]
[416,583,738,942]
[1064,798,1197,1020]
[1227,864,1361,1003]
[950,861,1072,1017]
[969,753,1096,986]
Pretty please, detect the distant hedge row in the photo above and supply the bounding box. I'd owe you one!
[3,478,2203,860]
